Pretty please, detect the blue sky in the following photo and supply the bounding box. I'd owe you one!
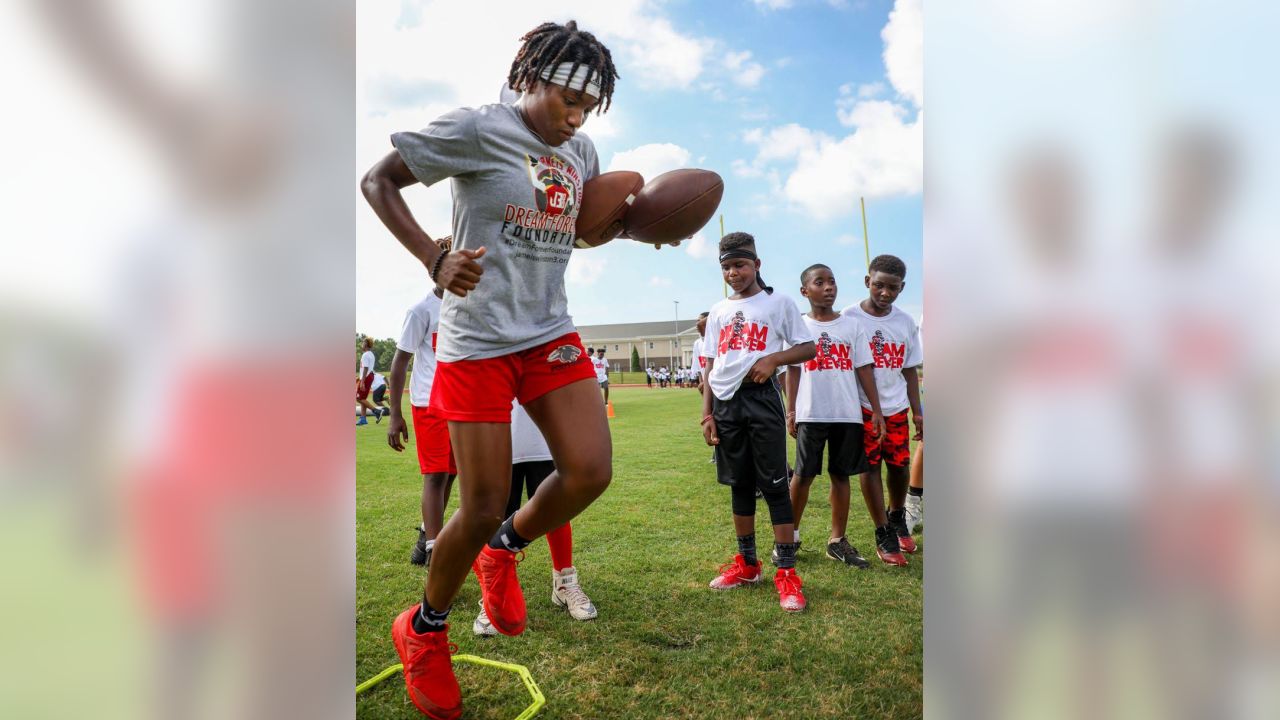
[357,0,922,338]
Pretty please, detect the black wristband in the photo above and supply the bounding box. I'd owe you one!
[429,250,449,283]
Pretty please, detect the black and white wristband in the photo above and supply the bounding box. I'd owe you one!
[428,250,449,283]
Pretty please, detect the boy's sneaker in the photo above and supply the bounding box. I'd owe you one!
[888,508,918,553]
[472,545,527,636]
[905,493,923,534]
[472,600,497,637]
[410,531,432,567]
[769,539,803,565]
[551,567,598,620]
[826,537,871,569]
[374,408,384,424]
[709,553,763,589]
[390,606,462,720]
[356,417,368,426]
[875,525,909,566]
[774,568,807,612]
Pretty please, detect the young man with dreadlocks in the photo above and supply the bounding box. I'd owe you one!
[700,232,816,612]
[361,20,619,719]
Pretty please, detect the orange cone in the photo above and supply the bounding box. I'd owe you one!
[606,401,616,418]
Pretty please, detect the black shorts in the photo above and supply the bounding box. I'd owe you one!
[371,385,387,404]
[712,377,789,491]
[506,460,554,517]
[794,422,868,478]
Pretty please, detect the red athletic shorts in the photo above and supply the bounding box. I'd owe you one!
[356,373,373,400]
[429,332,596,422]
[411,405,456,474]
[863,407,911,467]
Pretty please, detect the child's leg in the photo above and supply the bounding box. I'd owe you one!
[789,472,815,536]
[828,473,851,540]
[886,463,909,511]
[860,464,889,526]
[909,440,924,492]
[523,460,573,572]
[422,472,455,539]
[789,422,823,540]
[730,481,759,563]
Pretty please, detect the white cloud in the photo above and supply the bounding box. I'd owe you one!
[607,143,692,183]
[733,0,923,219]
[649,276,673,286]
[882,0,923,107]
[612,17,713,90]
[723,50,766,88]
[684,232,713,260]
[567,253,608,286]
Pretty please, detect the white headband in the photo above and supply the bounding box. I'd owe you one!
[539,62,602,99]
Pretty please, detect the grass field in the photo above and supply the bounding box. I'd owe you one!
[357,386,922,719]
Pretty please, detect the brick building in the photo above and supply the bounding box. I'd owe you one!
[576,319,703,373]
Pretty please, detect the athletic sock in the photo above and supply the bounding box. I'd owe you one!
[413,600,450,633]
[546,523,573,572]
[774,541,798,569]
[793,529,801,543]
[908,486,923,497]
[737,534,758,566]
[488,513,533,553]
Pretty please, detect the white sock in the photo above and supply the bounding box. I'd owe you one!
[793,529,801,543]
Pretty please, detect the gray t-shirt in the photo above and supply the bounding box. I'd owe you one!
[392,103,600,361]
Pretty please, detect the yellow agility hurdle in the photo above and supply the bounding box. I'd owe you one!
[357,655,546,720]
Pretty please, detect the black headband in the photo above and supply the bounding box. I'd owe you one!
[718,249,758,263]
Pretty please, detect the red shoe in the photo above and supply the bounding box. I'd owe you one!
[391,606,461,719]
[898,533,918,554]
[775,567,807,612]
[708,553,763,589]
[875,525,910,566]
[472,545,527,636]
[889,508,917,554]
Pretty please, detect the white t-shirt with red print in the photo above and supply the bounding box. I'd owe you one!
[792,314,873,423]
[703,291,812,401]
[511,401,552,464]
[840,303,922,415]
[396,292,442,407]
[692,337,708,380]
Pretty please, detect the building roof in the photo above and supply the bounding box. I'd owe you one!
[577,319,700,342]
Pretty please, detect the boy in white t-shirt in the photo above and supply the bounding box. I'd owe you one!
[387,284,457,567]
[356,337,383,425]
[591,348,610,404]
[701,232,816,612]
[841,254,923,564]
[784,264,887,568]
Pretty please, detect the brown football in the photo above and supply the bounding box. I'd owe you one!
[623,169,724,246]
[574,171,645,249]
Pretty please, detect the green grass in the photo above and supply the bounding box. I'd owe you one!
[357,386,922,719]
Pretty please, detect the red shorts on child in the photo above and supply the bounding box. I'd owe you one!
[863,407,911,467]
[429,332,596,423]
[411,405,456,474]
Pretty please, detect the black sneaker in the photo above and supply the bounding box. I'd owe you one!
[826,537,871,569]
[374,408,384,424]
[410,529,431,566]
[875,524,908,566]
[887,507,917,553]
[770,540,802,565]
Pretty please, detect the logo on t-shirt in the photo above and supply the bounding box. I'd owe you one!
[805,331,854,371]
[870,329,906,369]
[718,310,769,353]
[525,154,579,217]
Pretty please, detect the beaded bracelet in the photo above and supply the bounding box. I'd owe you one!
[429,250,450,283]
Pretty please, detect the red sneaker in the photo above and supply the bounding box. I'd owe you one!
[888,508,917,554]
[708,553,763,589]
[898,533,918,554]
[875,525,909,566]
[472,545,527,636]
[391,606,461,720]
[775,567,807,612]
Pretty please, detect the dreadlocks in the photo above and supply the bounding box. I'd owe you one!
[507,20,620,114]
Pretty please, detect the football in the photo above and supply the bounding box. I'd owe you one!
[623,169,724,246]
[574,171,645,249]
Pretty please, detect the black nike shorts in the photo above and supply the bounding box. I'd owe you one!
[794,421,868,478]
[712,377,789,491]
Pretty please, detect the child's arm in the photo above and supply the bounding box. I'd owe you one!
[748,342,815,384]
[387,349,413,451]
[903,365,923,440]
[785,366,801,438]
[700,358,718,446]
[855,364,887,439]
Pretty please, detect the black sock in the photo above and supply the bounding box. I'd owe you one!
[487,513,533,552]
[774,541,798,569]
[909,486,923,497]
[737,534,758,565]
[412,600,450,633]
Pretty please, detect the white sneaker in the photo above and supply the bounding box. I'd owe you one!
[473,599,497,637]
[904,493,923,534]
[551,567,598,621]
